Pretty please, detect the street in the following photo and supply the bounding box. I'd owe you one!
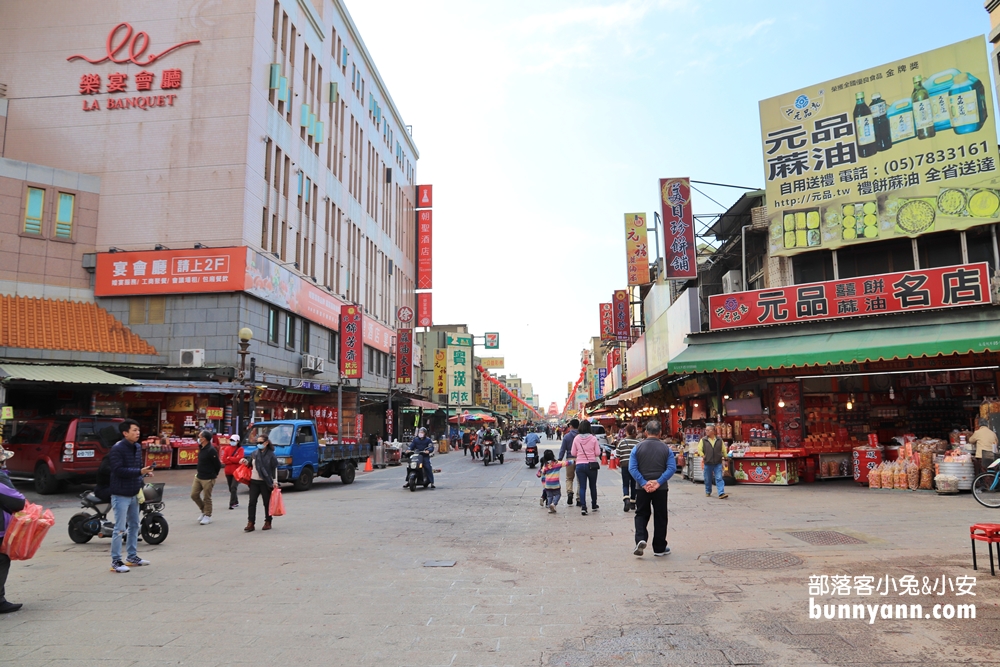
[1,438,998,666]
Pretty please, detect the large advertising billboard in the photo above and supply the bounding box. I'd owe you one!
[761,37,1000,257]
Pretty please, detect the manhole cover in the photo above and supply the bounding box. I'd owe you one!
[787,531,866,546]
[710,550,803,569]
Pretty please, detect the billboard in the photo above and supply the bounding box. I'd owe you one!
[659,178,697,279]
[417,210,432,289]
[396,328,413,384]
[446,333,473,405]
[433,349,447,396]
[95,247,245,295]
[417,292,432,327]
[599,302,614,341]
[624,213,650,285]
[481,357,504,369]
[761,37,1000,258]
[339,305,362,378]
[709,262,990,330]
[613,290,630,341]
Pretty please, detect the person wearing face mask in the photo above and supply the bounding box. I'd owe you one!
[405,427,435,488]
[242,437,278,532]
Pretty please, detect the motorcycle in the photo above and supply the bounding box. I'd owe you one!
[404,450,433,491]
[68,482,169,545]
[482,440,504,466]
[508,434,522,452]
[525,443,539,468]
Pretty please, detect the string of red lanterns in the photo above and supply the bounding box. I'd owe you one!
[476,365,544,419]
[561,362,589,417]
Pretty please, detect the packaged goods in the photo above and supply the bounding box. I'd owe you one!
[919,468,933,490]
[894,467,908,490]
[935,474,959,493]
[906,462,919,490]
[869,464,882,489]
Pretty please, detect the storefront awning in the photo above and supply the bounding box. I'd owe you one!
[618,387,642,401]
[0,364,139,385]
[407,398,440,410]
[669,319,1000,374]
[123,380,242,394]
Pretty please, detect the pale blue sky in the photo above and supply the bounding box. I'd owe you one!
[349,0,995,409]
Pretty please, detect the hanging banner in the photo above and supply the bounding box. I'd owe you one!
[761,37,1000,258]
[709,262,990,330]
[597,368,608,397]
[386,408,394,440]
[613,289,630,341]
[417,292,432,327]
[624,212,650,285]
[396,328,413,384]
[433,349,447,396]
[446,333,473,406]
[599,302,614,341]
[659,178,697,279]
[417,184,433,209]
[481,357,504,369]
[355,414,364,439]
[339,305,363,378]
[417,210,432,289]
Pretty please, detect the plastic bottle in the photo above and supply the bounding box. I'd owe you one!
[949,72,988,135]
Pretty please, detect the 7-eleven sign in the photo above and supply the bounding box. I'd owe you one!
[484,332,499,349]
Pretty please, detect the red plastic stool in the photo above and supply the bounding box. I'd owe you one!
[970,523,1000,576]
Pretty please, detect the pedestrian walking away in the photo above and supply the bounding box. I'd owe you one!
[107,419,153,572]
[616,424,641,512]
[191,430,222,524]
[537,450,568,513]
[243,436,278,532]
[629,420,676,557]
[0,447,26,613]
[571,420,602,515]
[698,424,729,499]
[462,429,471,456]
[557,419,579,506]
[220,434,244,509]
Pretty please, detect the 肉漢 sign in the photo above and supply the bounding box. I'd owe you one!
[709,262,990,330]
[761,37,1000,257]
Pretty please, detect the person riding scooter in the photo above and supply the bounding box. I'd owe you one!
[404,428,435,489]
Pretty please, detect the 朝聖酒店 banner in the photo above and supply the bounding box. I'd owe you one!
[760,37,1000,258]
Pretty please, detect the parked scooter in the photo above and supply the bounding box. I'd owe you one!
[404,450,433,492]
[508,434,522,452]
[524,443,539,468]
[67,483,169,545]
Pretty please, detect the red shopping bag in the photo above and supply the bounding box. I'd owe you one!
[1,501,55,560]
[233,463,252,485]
[268,487,285,517]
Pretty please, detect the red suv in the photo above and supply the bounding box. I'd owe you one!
[5,417,125,494]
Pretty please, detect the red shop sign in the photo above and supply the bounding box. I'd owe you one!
[340,305,363,379]
[417,210,432,289]
[709,262,990,331]
[396,328,413,385]
[417,292,432,327]
[416,185,433,209]
[599,302,614,341]
[659,177,697,280]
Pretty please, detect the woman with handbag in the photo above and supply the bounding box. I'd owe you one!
[571,420,602,515]
[241,436,278,532]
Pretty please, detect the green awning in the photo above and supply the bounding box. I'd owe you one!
[669,319,1000,374]
[641,379,661,395]
[0,365,139,385]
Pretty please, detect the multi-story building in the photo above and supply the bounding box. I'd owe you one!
[0,0,421,441]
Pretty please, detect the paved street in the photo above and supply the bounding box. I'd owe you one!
[2,438,999,666]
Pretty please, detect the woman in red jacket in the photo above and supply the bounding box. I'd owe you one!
[220,434,244,510]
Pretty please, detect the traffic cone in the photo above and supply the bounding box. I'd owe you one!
[601,452,608,467]
[609,456,618,470]
[364,457,373,472]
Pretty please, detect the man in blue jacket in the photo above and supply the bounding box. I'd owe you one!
[107,419,153,573]
[628,420,676,558]
[0,447,26,613]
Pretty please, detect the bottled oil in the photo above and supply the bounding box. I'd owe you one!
[912,75,935,140]
[870,93,892,152]
[853,92,877,158]
[949,72,987,135]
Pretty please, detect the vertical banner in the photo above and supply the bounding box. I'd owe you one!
[599,302,614,341]
[339,305,363,378]
[433,349,447,396]
[386,408,394,440]
[417,210,432,289]
[355,414,364,439]
[446,333,473,406]
[417,292,433,327]
[624,213,650,285]
[417,184,433,209]
[613,289,630,341]
[597,367,608,398]
[659,178,697,280]
[396,328,413,384]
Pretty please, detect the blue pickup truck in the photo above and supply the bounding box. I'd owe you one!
[244,420,371,491]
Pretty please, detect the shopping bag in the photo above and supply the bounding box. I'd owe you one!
[1,501,55,560]
[268,487,285,517]
[233,463,252,485]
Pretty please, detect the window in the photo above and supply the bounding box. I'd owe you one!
[285,313,296,349]
[367,346,374,375]
[54,192,74,238]
[128,297,146,325]
[268,306,280,345]
[328,330,338,362]
[23,187,44,235]
[917,231,962,269]
[837,239,913,279]
[148,297,166,324]
[792,250,835,284]
[967,226,996,271]
[301,320,311,354]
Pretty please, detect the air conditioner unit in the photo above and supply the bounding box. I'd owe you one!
[722,270,743,294]
[179,349,205,367]
[302,354,325,374]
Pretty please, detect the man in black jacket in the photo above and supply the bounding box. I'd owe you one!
[108,419,152,573]
[192,430,222,525]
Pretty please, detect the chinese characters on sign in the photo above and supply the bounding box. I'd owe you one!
[339,305,363,379]
[597,367,607,398]
[659,178,697,280]
[613,290,630,342]
[396,329,413,385]
[624,213,650,285]
[599,302,614,341]
[760,37,1000,258]
[433,349,447,396]
[417,210,432,290]
[386,408,394,440]
[708,263,990,331]
[94,248,246,295]
[446,334,473,406]
[417,292,432,327]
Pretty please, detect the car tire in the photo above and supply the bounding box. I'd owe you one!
[34,463,59,495]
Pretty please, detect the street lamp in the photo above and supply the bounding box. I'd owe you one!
[236,328,254,436]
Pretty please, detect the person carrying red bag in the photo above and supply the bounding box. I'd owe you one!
[220,434,245,510]
[0,447,26,613]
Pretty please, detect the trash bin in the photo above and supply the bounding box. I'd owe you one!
[372,442,386,468]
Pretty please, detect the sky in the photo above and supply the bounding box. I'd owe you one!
[347,0,995,410]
